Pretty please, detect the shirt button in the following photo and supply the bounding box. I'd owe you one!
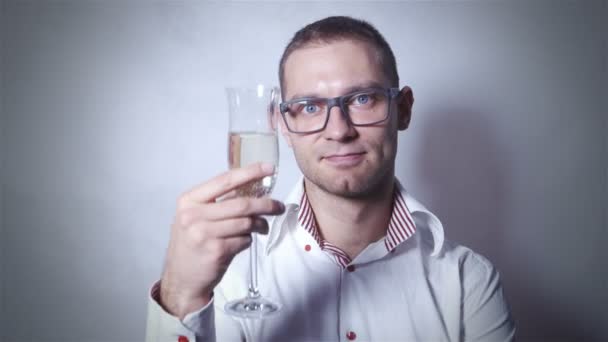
[177,336,189,342]
[304,244,311,251]
[346,331,357,340]
[346,265,356,272]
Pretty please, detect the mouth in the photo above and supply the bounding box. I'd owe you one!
[322,152,366,167]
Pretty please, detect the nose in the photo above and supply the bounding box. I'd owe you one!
[322,105,357,141]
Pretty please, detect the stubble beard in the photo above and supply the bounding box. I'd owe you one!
[294,150,396,199]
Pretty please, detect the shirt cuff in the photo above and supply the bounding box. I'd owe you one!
[146,281,216,342]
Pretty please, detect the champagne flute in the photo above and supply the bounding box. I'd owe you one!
[224,85,281,318]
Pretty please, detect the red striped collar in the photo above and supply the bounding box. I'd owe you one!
[298,183,417,268]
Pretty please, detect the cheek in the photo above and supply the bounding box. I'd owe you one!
[280,122,293,147]
[291,137,316,162]
[375,127,399,161]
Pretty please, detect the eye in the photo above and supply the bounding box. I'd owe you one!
[349,92,378,107]
[286,99,324,116]
[355,94,370,104]
[304,104,319,113]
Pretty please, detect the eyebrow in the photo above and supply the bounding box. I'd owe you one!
[287,81,387,101]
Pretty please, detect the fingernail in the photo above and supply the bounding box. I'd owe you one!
[261,162,275,173]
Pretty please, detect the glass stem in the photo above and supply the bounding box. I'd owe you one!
[248,232,260,298]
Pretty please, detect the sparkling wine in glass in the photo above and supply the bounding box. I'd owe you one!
[224,85,281,318]
[228,131,278,197]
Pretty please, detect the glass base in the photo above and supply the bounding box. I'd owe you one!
[225,296,281,319]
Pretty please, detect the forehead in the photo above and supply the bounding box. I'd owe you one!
[282,39,388,99]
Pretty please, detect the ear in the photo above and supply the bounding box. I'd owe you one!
[396,86,414,131]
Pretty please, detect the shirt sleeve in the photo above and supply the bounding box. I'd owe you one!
[461,254,516,342]
[145,281,243,342]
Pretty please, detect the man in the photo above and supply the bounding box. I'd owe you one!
[146,16,515,341]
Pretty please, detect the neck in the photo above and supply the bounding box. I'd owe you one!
[304,175,395,260]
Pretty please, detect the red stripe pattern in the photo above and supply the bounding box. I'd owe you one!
[298,186,416,268]
[385,189,417,250]
[151,281,161,301]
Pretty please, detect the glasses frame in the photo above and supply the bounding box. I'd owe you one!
[279,87,401,134]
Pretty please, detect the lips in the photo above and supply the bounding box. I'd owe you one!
[322,152,366,167]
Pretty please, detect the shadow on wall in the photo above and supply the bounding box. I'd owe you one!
[414,108,590,341]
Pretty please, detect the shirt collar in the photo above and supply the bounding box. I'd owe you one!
[266,177,445,257]
[394,179,445,257]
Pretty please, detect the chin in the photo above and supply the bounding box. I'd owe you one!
[328,183,373,198]
[315,170,385,198]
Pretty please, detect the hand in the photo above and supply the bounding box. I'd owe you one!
[159,162,285,319]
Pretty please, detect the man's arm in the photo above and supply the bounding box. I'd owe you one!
[146,163,284,341]
[461,253,516,342]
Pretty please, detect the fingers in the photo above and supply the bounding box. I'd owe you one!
[176,198,284,227]
[205,197,285,221]
[181,163,275,206]
[214,189,238,203]
[190,216,270,238]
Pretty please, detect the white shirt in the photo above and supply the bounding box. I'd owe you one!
[146,179,515,342]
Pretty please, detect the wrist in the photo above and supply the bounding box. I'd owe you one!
[158,282,212,320]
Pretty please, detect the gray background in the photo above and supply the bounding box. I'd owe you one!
[1,1,606,341]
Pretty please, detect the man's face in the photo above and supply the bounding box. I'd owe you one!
[281,39,412,198]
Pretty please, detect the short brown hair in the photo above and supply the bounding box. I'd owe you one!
[278,16,399,93]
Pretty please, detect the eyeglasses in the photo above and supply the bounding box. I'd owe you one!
[279,87,400,134]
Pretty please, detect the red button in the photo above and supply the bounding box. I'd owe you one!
[304,244,311,251]
[346,331,357,340]
[346,265,356,272]
[178,336,189,342]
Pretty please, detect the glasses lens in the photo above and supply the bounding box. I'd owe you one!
[345,89,390,125]
[283,98,328,133]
